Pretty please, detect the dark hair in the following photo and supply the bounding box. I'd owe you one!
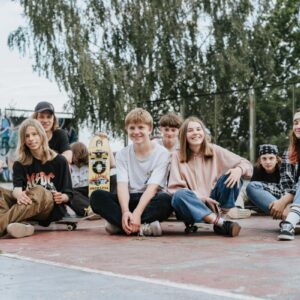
[71,142,88,167]
[159,113,183,128]
[32,111,59,131]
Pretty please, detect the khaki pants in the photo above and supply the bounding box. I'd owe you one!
[0,186,54,236]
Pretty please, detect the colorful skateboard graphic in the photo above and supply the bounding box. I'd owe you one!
[88,136,110,196]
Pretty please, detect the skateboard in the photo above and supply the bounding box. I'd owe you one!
[54,216,90,231]
[29,216,90,231]
[88,135,110,196]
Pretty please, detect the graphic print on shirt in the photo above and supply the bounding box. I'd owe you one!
[26,172,56,191]
[144,170,153,185]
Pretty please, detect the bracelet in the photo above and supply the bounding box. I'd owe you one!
[237,166,243,174]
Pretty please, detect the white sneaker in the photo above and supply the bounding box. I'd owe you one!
[226,207,251,219]
[7,223,34,238]
[139,221,162,236]
[105,222,121,235]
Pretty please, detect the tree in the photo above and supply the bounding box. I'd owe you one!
[8,0,300,156]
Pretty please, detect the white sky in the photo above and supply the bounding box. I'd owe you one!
[0,0,68,112]
[0,0,123,149]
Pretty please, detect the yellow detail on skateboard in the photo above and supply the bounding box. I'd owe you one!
[88,135,110,196]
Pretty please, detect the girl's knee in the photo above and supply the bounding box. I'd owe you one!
[246,181,262,193]
[172,189,191,207]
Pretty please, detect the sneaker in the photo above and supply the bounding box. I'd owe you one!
[7,223,34,238]
[295,223,300,235]
[139,221,162,236]
[84,206,101,220]
[105,222,121,235]
[213,220,241,237]
[226,207,251,219]
[278,221,295,241]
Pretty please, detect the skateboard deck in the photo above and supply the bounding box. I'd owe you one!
[88,135,110,196]
[29,216,90,231]
[55,216,90,231]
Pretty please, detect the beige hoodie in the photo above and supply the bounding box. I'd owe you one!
[167,144,253,199]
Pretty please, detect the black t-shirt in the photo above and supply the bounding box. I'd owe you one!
[251,166,280,184]
[13,154,73,222]
[48,129,70,154]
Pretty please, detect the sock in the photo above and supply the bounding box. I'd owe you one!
[212,214,224,227]
[285,206,300,227]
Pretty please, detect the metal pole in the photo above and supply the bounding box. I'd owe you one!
[249,88,256,163]
[292,83,295,116]
[180,97,186,120]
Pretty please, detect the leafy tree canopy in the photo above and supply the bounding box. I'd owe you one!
[8,0,300,156]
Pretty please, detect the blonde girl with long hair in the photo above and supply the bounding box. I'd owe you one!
[0,119,73,238]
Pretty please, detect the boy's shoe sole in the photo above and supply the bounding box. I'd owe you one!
[213,221,241,237]
[295,224,300,235]
[230,222,241,237]
[7,223,34,238]
[278,234,294,241]
[105,222,121,235]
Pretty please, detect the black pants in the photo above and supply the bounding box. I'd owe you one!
[69,173,117,217]
[90,190,173,229]
[69,187,90,216]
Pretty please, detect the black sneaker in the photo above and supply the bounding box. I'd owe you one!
[278,221,295,241]
[213,220,241,237]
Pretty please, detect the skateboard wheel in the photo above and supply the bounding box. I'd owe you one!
[67,224,76,231]
[185,225,198,233]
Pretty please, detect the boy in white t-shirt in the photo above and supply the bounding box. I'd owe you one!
[90,108,172,236]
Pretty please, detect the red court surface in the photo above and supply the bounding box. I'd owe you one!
[1,216,299,299]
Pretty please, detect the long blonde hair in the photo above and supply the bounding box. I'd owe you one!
[179,116,213,162]
[17,119,56,165]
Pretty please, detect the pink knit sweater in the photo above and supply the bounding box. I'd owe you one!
[167,144,253,199]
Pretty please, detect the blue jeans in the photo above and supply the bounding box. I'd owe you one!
[290,179,300,208]
[246,181,278,214]
[172,174,242,224]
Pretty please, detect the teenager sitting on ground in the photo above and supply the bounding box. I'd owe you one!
[32,101,72,164]
[69,139,116,217]
[246,144,291,219]
[90,108,173,236]
[0,119,73,238]
[167,116,253,237]
[153,112,182,152]
[278,110,300,241]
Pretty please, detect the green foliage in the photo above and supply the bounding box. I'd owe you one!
[7,0,300,157]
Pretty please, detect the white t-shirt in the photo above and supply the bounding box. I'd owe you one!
[116,143,170,193]
[70,164,88,188]
[154,138,179,152]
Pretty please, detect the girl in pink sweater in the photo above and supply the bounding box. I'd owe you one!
[168,117,252,237]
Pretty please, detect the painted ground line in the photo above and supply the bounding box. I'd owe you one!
[2,253,264,300]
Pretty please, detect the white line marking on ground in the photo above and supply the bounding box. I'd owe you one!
[2,253,264,300]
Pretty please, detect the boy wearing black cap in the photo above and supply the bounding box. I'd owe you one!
[32,101,72,164]
[246,144,292,221]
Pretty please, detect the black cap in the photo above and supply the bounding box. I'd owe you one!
[34,101,55,114]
